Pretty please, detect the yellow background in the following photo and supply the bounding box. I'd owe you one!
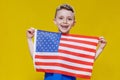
[0,0,120,80]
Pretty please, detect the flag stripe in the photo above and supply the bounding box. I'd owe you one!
[35,52,94,62]
[62,34,99,39]
[35,51,95,59]
[58,50,95,59]
[59,46,95,56]
[59,43,96,53]
[61,38,98,46]
[34,59,93,69]
[35,66,92,75]
[35,55,93,65]
[35,62,92,72]
[61,35,98,43]
[60,40,97,49]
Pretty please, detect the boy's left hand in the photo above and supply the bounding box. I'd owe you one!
[98,36,107,49]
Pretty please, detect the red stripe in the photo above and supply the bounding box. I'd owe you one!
[59,43,96,53]
[61,38,98,46]
[62,34,99,40]
[35,55,93,65]
[35,55,58,59]
[58,50,95,59]
[35,62,92,72]
[36,69,91,79]
[60,56,93,65]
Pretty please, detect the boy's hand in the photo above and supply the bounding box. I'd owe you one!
[98,36,107,49]
[26,27,35,39]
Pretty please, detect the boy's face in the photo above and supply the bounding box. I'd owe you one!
[54,9,75,33]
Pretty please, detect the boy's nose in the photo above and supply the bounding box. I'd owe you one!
[63,19,67,23]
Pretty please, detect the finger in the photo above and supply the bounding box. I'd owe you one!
[99,37,107,44]
[100,39,107,43]
[30,27,35,33]
[27,30,33,35]
[30,27,35,30]
[28,28,35,33]
[99,36,104,39]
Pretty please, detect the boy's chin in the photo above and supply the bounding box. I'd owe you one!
[60,30,69,34]
[58,29,70,34]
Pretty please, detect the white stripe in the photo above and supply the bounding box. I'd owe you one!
[59,46,95,56]
[60,40,96,49]
[61,35,98,43]
[35,52,94,63]
[59,53,94,62]
[35,59,93,69]
[35,66,91,76]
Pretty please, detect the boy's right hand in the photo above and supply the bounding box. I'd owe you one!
[26,27,35,39]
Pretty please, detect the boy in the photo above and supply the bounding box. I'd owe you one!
[26,4,107,80]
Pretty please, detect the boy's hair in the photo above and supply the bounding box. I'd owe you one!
[55,4,75,18]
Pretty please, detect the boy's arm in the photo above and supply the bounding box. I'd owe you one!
[95,36,107,60]
[27,38,34,58]
[26,28,35,59]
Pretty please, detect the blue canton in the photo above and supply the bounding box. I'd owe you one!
[36,30,61,52]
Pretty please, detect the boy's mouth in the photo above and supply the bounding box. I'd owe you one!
[61,25,69,29]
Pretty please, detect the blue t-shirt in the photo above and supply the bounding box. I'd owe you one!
[44,73,76,80]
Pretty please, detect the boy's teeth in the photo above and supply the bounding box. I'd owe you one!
[63,26,67,28]
[62,26,68,28]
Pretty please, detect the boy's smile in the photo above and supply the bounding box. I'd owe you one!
[54,9,75,33]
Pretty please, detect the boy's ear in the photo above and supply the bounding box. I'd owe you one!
[72,20,76,27]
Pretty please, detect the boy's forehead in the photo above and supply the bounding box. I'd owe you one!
[56,9,74,17]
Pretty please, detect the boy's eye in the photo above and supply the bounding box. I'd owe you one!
[68,18,73,21]
[59,17,63,20]
[68,18,72,20]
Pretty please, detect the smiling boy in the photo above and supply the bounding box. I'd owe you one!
[26,4,106,80]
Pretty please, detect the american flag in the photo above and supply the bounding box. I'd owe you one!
[33,29,99,79]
